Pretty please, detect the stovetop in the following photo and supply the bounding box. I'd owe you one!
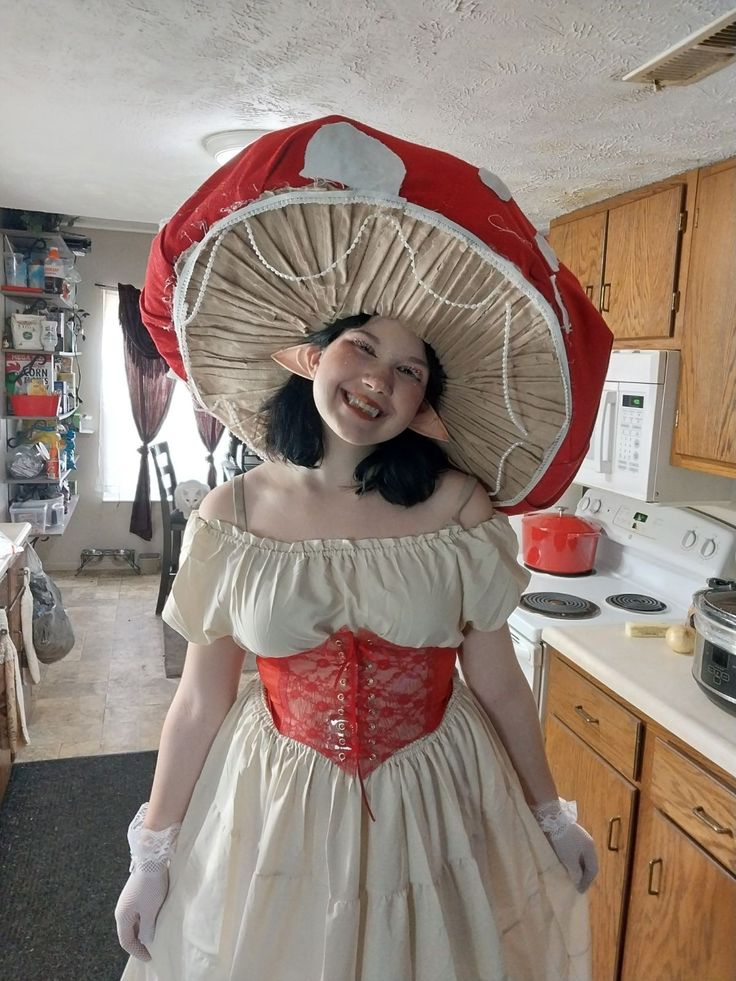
[507,562,687,641]
[506,491,736,645]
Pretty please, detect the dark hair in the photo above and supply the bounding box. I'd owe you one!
[261,314,450,506]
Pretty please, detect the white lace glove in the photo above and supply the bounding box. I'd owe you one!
[531,797,598,893]
[115,803,182,961]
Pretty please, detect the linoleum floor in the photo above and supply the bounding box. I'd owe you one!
[15,573,177,762]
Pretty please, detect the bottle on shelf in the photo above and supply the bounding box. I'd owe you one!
[43,247,65,295]
[46,443,60,480]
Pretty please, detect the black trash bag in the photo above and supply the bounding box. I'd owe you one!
[28,571,75,664]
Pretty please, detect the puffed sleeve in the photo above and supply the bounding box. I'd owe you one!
[456,513,531,633]
[162,512,235,645]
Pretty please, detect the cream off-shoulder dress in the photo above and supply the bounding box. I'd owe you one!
[121,496,591,981]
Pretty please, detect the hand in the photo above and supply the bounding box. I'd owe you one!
[546,820,598,893]
[115,866,169,961]
[115,802,181,961]
[531,798,599,893]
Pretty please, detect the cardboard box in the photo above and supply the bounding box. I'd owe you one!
[5,352,54,397]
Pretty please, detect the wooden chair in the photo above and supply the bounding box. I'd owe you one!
[150,441,188,615]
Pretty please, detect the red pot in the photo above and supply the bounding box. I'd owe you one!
[521,507,602,575]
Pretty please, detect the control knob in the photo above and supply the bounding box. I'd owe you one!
[700,538,717,559]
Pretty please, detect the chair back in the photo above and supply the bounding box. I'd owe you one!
[150,442,178,511]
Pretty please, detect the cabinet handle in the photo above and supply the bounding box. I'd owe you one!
[574,704,599,725]
[647,858,663,895]
[692,805,734,836]
[585,285,594,300]
[607,816,621,851]
[601,282,611,312]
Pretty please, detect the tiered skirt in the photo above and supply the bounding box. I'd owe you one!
[122,676,590,981]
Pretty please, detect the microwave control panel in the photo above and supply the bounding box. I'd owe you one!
[616,393,646,473]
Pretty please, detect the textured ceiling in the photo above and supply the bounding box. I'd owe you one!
[1,0,735,229]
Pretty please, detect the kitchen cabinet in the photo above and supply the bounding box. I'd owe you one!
[547,212,606,310]
[548,174,695,346]
[671,158,736,477]
[621,804,736,981]
[545,714,637,981]
[544,650,736,981]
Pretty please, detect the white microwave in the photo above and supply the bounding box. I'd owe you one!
[575,350,734,504]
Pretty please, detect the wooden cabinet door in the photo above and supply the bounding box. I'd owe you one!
[603,186,684,341]
[621,805,736,981]
[673,160,736,473]
[545,715,637,981]
[548,212,607,310]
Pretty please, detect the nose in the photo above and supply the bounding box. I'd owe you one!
[362,365,393,396]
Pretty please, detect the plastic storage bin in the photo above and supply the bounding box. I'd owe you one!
[9,393,61,417]
[48,501,66,528]
[10,501,49,534]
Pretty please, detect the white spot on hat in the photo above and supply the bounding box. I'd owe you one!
[535,232,560,271]
[478,168,512,201]
[300,122,406,195]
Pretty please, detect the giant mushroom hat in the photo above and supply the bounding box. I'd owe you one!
[141,115,613,512]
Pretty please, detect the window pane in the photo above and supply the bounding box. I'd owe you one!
[100,289,226,502]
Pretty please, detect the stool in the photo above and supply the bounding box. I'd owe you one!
[76,547,142,575]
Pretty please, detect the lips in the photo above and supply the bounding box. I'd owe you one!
[341,389,384,420]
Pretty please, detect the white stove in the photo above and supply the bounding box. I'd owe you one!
[506,489,736,711]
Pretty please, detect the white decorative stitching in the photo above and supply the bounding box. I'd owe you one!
[502,301,529,438]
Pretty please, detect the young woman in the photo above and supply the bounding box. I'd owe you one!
[116,116,612,981]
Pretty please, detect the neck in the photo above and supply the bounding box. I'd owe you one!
[293,428,376,492]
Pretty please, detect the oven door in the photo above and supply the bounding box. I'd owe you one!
[508,624,544,717]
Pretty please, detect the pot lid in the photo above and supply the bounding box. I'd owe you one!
[522,506,602,535]
[698,587,736,629]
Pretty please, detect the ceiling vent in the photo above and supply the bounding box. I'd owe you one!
[622,8,736,87]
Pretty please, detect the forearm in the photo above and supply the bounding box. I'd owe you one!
[471,673,557,807]
[143,694,231,830]
[460,623,557,807]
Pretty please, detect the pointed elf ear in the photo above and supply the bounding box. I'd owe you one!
[408,401,451,442]
[270,343,319,379]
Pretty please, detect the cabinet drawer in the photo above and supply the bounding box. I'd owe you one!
[650,738,736,873]
[547,657,641,779]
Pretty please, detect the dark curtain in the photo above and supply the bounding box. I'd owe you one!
[118,284,174,539]
[193,401,224,488]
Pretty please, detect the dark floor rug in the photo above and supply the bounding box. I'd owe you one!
[0,751,157,981]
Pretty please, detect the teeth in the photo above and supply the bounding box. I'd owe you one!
[346,393,380,417]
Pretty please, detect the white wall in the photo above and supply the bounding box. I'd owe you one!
[33,225,163,571]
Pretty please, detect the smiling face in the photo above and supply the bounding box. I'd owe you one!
[309,317,430,447]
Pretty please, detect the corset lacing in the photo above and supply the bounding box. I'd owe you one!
[256,627,458,821]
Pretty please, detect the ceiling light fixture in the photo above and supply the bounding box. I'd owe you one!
[202,129,271,165]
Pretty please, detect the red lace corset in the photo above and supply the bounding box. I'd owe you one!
[256,627,457,783]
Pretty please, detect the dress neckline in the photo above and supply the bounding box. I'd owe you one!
[189,510,501,555]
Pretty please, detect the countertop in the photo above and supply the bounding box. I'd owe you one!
[543,623,736,780]
[0,522,32,579]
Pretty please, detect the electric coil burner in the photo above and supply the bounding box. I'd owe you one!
[519,592,600,620]
[605,593,667,614]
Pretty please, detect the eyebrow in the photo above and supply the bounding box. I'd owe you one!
[353,329,429,368]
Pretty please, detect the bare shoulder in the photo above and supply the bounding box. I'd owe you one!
[438,470,494,529]
[197,463,279,526]
[457,482,494,528]
[197,479,236,523]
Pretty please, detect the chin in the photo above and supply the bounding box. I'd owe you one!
[323,415,398,447]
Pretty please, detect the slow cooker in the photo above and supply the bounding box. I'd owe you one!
[691,579,736,716]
